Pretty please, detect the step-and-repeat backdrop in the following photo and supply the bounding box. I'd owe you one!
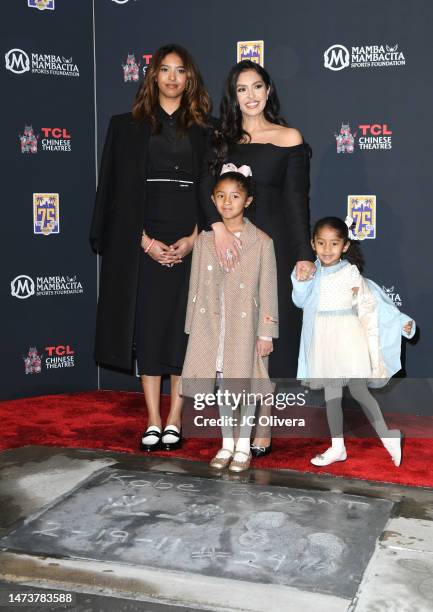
[1,0,96,399]
[94,0,432,413]
[2,0,432,412]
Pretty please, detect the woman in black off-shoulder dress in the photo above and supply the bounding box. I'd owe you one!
[200,61,315,453]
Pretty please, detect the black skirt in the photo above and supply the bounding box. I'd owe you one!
[134,180,197,376]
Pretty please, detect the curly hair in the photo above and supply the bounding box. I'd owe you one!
[312,216,365,272]
[212,60,287,167]
[132,44,211,132]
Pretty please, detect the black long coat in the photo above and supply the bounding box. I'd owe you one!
[90,112,212,371]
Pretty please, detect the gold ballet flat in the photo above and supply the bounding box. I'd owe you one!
[210,449,234,470]
[228,451,252,473]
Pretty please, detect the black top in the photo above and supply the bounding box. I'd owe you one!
[147,106,194,178]
[200,141,314,263]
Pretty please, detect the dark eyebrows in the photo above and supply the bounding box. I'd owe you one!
[236,79,263,88]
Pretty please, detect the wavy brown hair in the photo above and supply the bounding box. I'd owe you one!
[132,44,211,132]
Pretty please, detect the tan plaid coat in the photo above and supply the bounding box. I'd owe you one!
[180,219,278,397]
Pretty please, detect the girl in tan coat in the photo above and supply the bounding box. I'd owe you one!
[181,165,278,472]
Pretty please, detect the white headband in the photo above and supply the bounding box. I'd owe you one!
[220,163,252,178]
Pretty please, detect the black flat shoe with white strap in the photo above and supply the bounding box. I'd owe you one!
[250,442,272,458]
[162,425,182,451]
[140,426,162,452]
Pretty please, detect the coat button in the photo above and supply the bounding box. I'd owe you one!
[200,308,206,314]
[207,265,213,271]
[239,283,245,289]
[241,312,247,318]
[174,165,179,170]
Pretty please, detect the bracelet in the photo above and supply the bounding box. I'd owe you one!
[144,238,155,254]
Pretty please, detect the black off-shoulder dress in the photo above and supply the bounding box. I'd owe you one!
[200,142,314,378]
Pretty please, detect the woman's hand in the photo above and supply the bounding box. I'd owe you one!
[168,235,195,263]
[295,260,316,281]
[141,234,173,266]
[212,222,242,272]
[257,338,273,357]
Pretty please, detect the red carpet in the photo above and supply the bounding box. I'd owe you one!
[1,390,432,488]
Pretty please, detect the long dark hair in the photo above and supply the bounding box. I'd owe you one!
[312,216,365,271]
[212,60,287,167]
[132,44,211,132]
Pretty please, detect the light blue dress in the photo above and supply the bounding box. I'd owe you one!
[292,260,416,389]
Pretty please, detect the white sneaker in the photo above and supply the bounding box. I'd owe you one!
[311,446,347,466]
[381,430,402,467]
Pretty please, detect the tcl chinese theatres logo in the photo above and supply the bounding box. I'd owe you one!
[335,123,393,152]
[122,53,152,81]
[45,345,76,369]
[20,126,71,153]
[23,345,76,373]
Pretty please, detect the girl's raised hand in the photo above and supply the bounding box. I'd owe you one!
[212,222,242,272]
[295,260,316,281]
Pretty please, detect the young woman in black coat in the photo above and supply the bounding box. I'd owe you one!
[90,44,213,452]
